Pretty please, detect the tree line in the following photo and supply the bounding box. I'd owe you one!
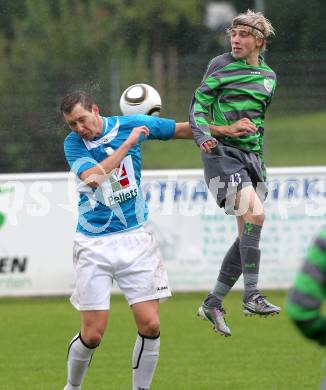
[0,0,325,172]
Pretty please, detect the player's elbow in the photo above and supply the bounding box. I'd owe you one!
[80,168,105,188]
[84,180,99,189]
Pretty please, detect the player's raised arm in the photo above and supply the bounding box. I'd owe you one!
[172,122,193,139]
[80,126,149,188]
[172,120,257,140]
[61,90,149,188]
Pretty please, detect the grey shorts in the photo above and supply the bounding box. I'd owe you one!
[202,142,268,214]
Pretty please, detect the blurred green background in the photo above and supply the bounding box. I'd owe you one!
[0,0,325,172]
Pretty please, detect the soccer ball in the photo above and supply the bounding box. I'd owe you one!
[120,83,161,116]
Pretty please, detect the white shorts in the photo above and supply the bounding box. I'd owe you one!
[70,226,171,311]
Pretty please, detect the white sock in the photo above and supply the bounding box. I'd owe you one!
[65,333,98,389]
[132,333,160,390]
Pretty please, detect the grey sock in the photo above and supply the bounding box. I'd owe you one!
[240,223,262,301]
[204,239,242,307]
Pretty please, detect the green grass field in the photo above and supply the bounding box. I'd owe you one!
[141,111,326,169]
[0,291,324,389]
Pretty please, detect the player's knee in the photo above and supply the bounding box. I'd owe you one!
[252,213,264,225]
[139,318,160,337]
[245,211,265,226]
[82,327,104,347]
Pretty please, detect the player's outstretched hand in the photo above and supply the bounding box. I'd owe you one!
[211,118,257,137]
[127,126,150,147]
[201,138,218,153]
[229,118,257,136]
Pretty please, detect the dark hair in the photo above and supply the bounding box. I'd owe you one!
[60,90,95,114]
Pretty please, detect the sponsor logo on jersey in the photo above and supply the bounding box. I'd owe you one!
[109,162,131,192]
[264,77,274,93]
[106,187,138,207]
[105,155,138,207]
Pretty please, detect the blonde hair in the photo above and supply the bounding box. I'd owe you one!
[228,9,275,52]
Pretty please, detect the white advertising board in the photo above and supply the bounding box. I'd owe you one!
[0,167,326,296]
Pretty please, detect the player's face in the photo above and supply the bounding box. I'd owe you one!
[230,27,263,64]
[64,103,103,140]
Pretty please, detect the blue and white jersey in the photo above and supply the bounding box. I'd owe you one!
[64,114,175,236]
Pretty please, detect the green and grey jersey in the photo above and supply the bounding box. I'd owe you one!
[189,52,276,154]
[286,230,326,346]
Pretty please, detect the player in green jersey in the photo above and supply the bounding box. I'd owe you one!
[189,10,280,336]
[286,230,326,388]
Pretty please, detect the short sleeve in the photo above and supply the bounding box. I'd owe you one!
[144,116,176,141]
[120,115,176,141]
[64,133,97,176]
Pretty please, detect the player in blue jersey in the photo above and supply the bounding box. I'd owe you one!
[61,90,193,390]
